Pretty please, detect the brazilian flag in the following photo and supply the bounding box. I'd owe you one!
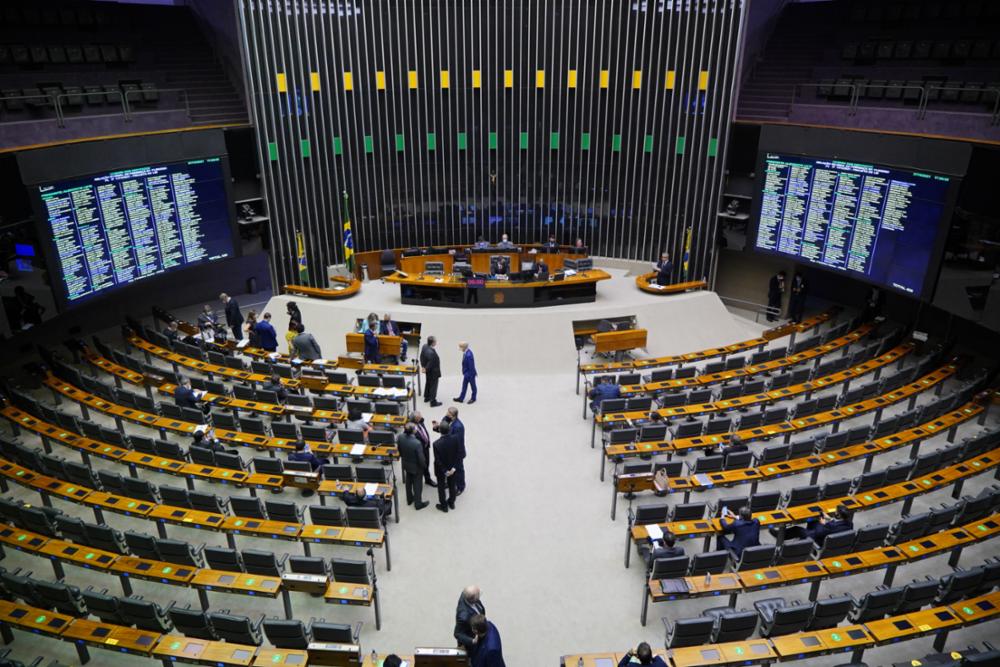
[296,230,309,284]
[342,190,355,272]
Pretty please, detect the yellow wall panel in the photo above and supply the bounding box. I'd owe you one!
[472,69,482,88]
[599,69,609,89]
[632,70,642,89]
[567,69,577,89]
[375,71,386,90]
[440,70,450,89]
[665,70,676,89]
[536,70,545,88]
[504,69,514,88]
[309,72,320,92]
[408,70,419,89]
[699,70,710,90]
[343,72,354,91]
[276,73,287,93]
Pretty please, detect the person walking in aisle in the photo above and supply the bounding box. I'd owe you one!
[420,336,442,407]
[454,341,478,404]
[766,271,786,322]
[220,293,244,341]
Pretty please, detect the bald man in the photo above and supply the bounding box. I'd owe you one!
[454,585,486,651]
[454,341,478,404]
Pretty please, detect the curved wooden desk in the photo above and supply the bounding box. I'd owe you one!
[284,276,361,299]
[384,269,611,308]
[355,243,588,280]
[636,273,707,295]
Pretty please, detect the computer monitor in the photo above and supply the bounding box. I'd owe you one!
[425,261,445,275]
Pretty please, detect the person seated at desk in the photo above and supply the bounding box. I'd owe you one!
[261,373,287,402]
[163,320,181,345]
[496,233,515,250]
[710,433,748,457]
[619,642,668,667]
[718,505,761,557]
[193,427,239,456]
[779,504,853,544]
[490,255,510,276]
[344,486,390,519]
[346,407,372,439]
[379,313,408,361]
[542,234,559,250]
[574,238,586,251]
[174,377,207,412]
[652,252,672,286]
[473,236,490,249]
[197,304,218,329]
[647,530,684,565]
[534,258,549,281]
[589,376,621,414]
[382,657,403,667]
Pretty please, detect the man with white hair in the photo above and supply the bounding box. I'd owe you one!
[454,585,485,651]
[219,293,244,340]
[454,341,478,404]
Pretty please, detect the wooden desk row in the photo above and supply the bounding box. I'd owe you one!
[0,599,308,667]
[628,444,1000,556]
[86,351,406,427]
[565,590,1000,667]
[0,523,373,611]
[598,342,913,429]
[614,402,983,507]
[578,309,837,376]
[605,362,959,461]
[128,334,414,402]
[0,456,386,555]
[608,322,875,395]
[285,277,361,299]
[2,405,396,505]
[635,275,708,295]
[647,512,1000,605]
[43,375,401,461]
[592,329,649,355]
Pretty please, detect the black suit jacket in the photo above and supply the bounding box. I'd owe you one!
[650,544,685,561]
[225,299,243,327]
[433,434,460,473]
[454,594,486,650]
[397,433,427,475]
[420,344,441,378]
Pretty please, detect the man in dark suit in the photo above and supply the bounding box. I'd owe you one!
[542,234,559,250]
[455,342,477,404]
[379,313,408,361]
[419,336,442,407]
[469,614,505,667]
[409,411,436,488]
[618,642,667,667]
[647,531,685,566]
[588,375,621,414]
[288,440,327,471]
[454,586,485,651]
[433,422,460,512]
[653,252,673,286]
[397,424,428,510]
[220,293,244,341]
[173,377,202,410]
[789,272,807,323]
[718,505,761,557]
[434,407,466,495]
[255,312,279,352]
[767,271,786,322]
[805,504,853,545]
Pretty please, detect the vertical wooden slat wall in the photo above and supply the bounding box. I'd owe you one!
[237,0,745,288]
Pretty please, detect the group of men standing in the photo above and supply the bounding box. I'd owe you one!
[396,406,467,513]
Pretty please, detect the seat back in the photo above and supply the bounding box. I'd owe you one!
[169,606,216,640]
[124,530,160,560]
[242,549,283,576]
[119,597,172,632]
[204,546,243,573]
[331,558,370,584]
[851,586,904,622]
[81,590,126,625]
[815,529,856,557]
[288,555,328,575]
[735,545,775,571]
[264,500,301,524]
[775,538,813,564]
[650,556,689,579]
[155,538,202,567]
[311,622,356,644]
[208,612,262,646]
[937,568,985,604]
[714,610,758,643]
[230,496,266,519]
[309,505,344,526]
[808,595,852,629]
[346,506,382,528]
[671,502,707,521]
[263,619,310,649]
[667,617,715,648]
[762,602,812,637]
[897,579,939,613]
[690,550,729,576]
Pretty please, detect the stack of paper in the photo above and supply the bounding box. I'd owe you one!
[350,444,367,456]
[236,339,249,349]
[364,483,379,496]
[361,412,374,423]
[644,524,664,541]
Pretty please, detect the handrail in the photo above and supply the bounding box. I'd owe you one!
[795,82,1000,126]
[793,82,857,116]
[718,295,771,323]
[52,90,127,128]
[0,93,63,126]
[3,88,191,129]
[123,87,191,122]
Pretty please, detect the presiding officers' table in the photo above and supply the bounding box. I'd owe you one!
[385,268,610,308]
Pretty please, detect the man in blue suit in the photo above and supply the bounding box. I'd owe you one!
[454,342,477,404]
[255,312,279,352]
[173,377,203,410]
[805,504,853,545]
[717,505,760,557]
[469,614,505,667]
[435,407,466,495]
[588,375,621,414]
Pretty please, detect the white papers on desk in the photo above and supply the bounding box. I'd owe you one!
[372,387,407,398]
[333,285,345,291]
[267,352,280,361]
[194,424,209,435]
[236,339,249,349]
[434,278,444,283]
[312,359,329,366]
[644,524,664,541]
[350,444,367,456]
[564,269,577,276]
[364,483,379,496]
[290,358,304,365]
[694,473,714,488]
[193,389,207,399]
[361,412,374,423]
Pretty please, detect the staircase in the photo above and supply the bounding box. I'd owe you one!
[736,3,837,122]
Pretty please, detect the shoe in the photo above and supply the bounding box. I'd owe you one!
[436,503,449,512]
[425,479,437,488]
[430,400,442,407]
[453,398,464,403]
[423,398,429,403]
[407,498,414,506]
[301,489,315,497]
[414,501,429,510]
[448,501,456,510]
[457,488,465,496]
[468,399,476,405]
